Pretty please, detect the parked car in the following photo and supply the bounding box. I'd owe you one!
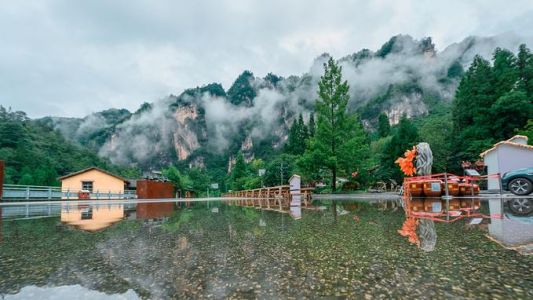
[501,167,533,196]
[507,198,533,216]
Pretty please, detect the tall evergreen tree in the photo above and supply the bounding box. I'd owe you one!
[308,113,316,137]
[377,113,391,137]
[451,45,533,167]
[491,90,532,140]
[297,113,309,143]
[452,55,495,161]
[285,113,309,155]
[300,57,369,191]
[230,152,247,191]
[492,48,519,99]
[517,44,533,97]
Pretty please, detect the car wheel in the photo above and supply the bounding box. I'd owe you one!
[508,178,533,196]
[508,198,533,216]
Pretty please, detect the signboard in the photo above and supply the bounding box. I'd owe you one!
[258,169,266,176]
[210,183,219,189]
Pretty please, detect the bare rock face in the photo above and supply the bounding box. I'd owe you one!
[173,105,201,161]
[241,135,253,152]
[240,135,255,162]
[188,156,205,169]
[386,93,428,125]
[227,156,236,173]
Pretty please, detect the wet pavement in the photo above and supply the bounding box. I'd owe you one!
[0,200,532,299]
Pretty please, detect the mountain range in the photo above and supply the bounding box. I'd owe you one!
[37,34,532,172]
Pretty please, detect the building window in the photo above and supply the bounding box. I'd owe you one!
[82,181,93,192]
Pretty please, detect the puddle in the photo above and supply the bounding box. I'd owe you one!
[0,199,532,298]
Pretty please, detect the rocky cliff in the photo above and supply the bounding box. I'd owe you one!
[39,34,530,171]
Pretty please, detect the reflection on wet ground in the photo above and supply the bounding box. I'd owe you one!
[0,199,532,299]
[487,199,533,254]
[61,204,125,232]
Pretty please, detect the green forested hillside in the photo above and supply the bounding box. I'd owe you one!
[0,106,139,185]
[3,38,532,195]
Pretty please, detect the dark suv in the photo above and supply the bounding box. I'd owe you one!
[501,167,533,215]
[501,167,533,196]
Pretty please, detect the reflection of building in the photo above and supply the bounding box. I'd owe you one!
[59,167,128,199]
[61,204,124,231]
[136,202,175,219]
[487,199,533,254]
[481,135,533,190]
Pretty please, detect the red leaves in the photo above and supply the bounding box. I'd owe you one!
[395,146,417,176]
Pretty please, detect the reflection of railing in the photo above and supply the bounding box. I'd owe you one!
[1,203,61,219]
[2,184,136,201]
[222,185,314,211]
[1,202,138,220]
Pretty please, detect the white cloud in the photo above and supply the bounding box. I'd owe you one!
[0,0,532,117]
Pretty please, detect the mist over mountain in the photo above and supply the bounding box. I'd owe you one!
[39,34,532,171]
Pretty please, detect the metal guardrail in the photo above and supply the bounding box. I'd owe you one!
[2,184,136,201]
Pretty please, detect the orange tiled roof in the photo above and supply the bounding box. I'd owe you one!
[58,167,128,182]
[480,135,533,157]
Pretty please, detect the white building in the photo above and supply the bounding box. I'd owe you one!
[480,135,533,190]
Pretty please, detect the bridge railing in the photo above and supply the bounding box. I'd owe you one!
[222,185,314,211]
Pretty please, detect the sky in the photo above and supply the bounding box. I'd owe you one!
[1,0,533,118]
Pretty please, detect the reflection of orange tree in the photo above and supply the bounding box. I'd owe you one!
[395,146,419,247]
[394,147,417,176]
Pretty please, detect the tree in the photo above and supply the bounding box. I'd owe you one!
[490,90,532,140]
[492,48,518,99]
[517,119,533,145]
[517,44,533,97]
[452,55,495,161]
[300,57,369,191]
[380,116,419,181]
[230,152,248,191]
[264,154,295,187]
[452,46,532,164]
[418,114,453,173]
[298,113,309,142]
[227,71,256,106]
[377,113,391,137]
[308,113,316,137]
[285,113,308,155]
[162,165,184,190]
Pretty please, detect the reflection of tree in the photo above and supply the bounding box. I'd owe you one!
[0,207,2,243]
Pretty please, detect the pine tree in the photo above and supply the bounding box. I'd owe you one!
[452,45,533,165]
[377,113,391,137]
[517,44,533,97]
[301,57,369,191]
[308,113,316,137]
[231,152,247,191]
[491,90,532,140]
[452,55,495,161]
[297,113,309,150]
[492,48,519,99]
[285,113,309,155]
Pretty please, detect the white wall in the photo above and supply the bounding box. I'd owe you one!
[486,144,533,190]
[498,144,533,174]
[485,150,499,190]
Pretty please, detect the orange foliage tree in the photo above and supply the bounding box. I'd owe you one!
[394,147,417,176]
